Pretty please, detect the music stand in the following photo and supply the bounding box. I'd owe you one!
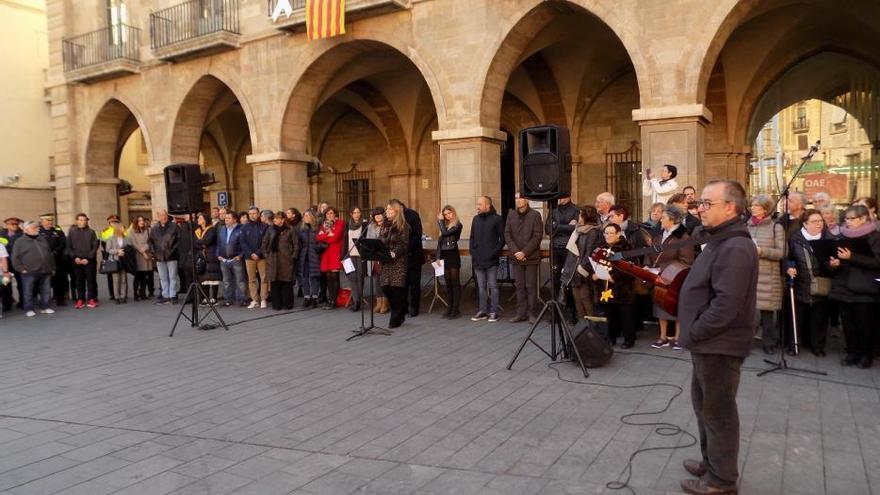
[347,238,392,341]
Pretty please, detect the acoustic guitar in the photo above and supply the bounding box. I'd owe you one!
[591,248,690,317]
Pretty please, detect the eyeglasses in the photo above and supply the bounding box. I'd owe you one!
[697,199,727,209]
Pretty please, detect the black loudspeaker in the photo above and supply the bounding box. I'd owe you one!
[571,318,613,368]
[164,164,203,214]
[519,125,571,200]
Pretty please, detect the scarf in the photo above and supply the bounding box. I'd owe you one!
[841,222,877,239]
[270,225,285,252]
[749,215,766,227]
[566,225,597,277]
[800,227,822,241]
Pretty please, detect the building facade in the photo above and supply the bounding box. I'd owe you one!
[45,0,880,235]
[0,0,53,219]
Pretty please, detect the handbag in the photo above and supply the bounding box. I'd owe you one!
[315,241,329,254]
[804,247,830,297]
[100,258,120,274]
[194,252,207,275]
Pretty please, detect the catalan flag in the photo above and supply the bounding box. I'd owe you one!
[306,0,346,40]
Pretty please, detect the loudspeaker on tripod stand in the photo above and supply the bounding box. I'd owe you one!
[519,125,571,200]
[164,164,207,215]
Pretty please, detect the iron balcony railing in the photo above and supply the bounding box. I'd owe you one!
[267,0,305,18]
[151,0,240,50]
[792,116,809,131]
[62,24,141,72]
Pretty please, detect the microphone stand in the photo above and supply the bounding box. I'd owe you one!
[758,140,826,377]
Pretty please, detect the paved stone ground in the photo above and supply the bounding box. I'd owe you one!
[1,289,879,494]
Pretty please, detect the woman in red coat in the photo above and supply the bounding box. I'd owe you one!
[316,206,344,309]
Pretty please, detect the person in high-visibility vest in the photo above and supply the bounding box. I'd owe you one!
[0,217,24,312]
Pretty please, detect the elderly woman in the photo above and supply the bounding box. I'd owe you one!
[641,202,666,237]
[820,206,841,237]
[786,209,832,356]
[649,205,694,350]
[747,194,785,354]
[828,204,880,368]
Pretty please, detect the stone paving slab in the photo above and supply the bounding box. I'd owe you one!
[1,296,879,494]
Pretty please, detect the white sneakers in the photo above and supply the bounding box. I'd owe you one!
[260,300,267,309]
[25,310,36,317]
[40,308,55,314]
[247,300,258,309]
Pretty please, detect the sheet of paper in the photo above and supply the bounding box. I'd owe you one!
[589,258,611,281]
[432,259,445,277]
[342,257,356,274]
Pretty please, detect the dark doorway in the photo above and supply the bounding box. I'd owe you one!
[500,128,516,220]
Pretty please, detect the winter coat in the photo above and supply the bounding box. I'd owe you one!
[679,217,758,358]
[126,229,154,271]
[66,226,99,260]
[11,234,55,275]
[642,177,679,205]
[39,226,67,262]
[380,221,410,287]
[105,234,127,261]
[403,208,425,267]
[297,224,321,276]
[561,225,601,288]
[747,216,784,311]
[650,224,694,269]
[217,224,243,260]
[504,206,544,265]
[593,237,636,304]
[148,221,180,261]
[262,224,299,283]
[316,220,344,272]
[469,207,505,269]
[788,229,833,305]
[828,226,880,303]
[545,201,579,248]
[437,220,462,252]
[194,226,221,282]
[240,222,268,259]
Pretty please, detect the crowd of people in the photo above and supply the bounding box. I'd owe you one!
[2,168,878,364]
[0,200,427,329]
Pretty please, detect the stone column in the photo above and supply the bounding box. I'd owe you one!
[247,152,311,211]
[75,177,119,226]
[632,104,712,215]
[432,127,507,239]
[147,169,167,215]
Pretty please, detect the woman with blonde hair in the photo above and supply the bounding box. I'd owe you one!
[381,201,411,328]
[105,220,128,303]
[747,193,785,354]
[437,205,463,319]
[297,210,322,308]
[366,207,389,314]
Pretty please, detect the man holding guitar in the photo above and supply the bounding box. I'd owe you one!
[678,180,757,495]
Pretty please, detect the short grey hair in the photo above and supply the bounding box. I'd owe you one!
[789,191,807,204]
[812,192,831,204]
[597,192,615,204]
[663,205,684,224]
[707,179,748,214]
[750,193,774,214]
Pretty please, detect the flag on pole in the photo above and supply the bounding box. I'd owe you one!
[306,0,346,40]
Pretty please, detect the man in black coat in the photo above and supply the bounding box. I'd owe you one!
[469,196,505,321]
[678,180,757,495]
[391,199,424,317]
[40,213,70,306]
[545,193,579,323]
[66,213,100,308]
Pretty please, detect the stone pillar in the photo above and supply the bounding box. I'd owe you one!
[247,152,310,211]
[147,169,167,215]
[388,169,413,205]
[633,104,712,215]
[75,177,119,226]
[432,127,506,239]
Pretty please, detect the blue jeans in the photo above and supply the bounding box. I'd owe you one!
[220,259,246,303]
[156,260,179,299]
[298,264,321,299]
[474,266,499,315]
[22,273,51,312]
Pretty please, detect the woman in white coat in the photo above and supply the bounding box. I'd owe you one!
[642,164,680,205]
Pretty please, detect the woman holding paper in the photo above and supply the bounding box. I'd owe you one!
[437,205,463,319]
[342,207,367,312]
[593,223,636,348]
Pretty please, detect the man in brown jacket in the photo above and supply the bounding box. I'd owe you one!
[678,180,757,495]
[504,192,543,323]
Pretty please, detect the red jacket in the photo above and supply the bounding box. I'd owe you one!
[316,220,344,272]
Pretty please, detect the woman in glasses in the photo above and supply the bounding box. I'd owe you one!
[747,194,785,355]
[785,209,832,357]
[593,223,636,348]
[828,204,880,368]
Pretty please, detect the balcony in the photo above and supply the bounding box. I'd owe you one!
[792,116,809,132]
[151,0,240,62]
[62,25,141,83]
[267,0,409,32]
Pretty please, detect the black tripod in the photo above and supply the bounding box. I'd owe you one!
[758,140,825,377]
[170,217,228,337]
[347,238,392,341]
[507,200,589,377]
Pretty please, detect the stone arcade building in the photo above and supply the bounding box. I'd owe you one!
[47,0,880,234]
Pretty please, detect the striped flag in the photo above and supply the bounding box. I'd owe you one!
[306,0,346,40]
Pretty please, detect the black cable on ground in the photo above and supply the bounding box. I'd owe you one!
[547,362,697,495]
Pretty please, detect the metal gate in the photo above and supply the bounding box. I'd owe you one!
[605,141,642,221]
[334,163,374,216]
